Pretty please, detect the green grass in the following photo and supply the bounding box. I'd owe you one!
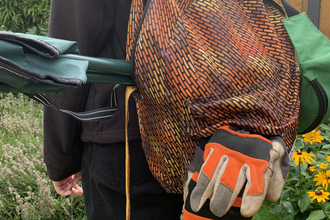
[0,93,86,220]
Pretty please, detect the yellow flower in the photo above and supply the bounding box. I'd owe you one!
[292,149,316,166]
[314,170,330,190]
[308,190,330,203]
[327,156,330,162]
[320,163,329,170]
[302,130,324,145]
[310,166,316,172]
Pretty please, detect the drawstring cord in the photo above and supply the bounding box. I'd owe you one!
[125,86,137,220]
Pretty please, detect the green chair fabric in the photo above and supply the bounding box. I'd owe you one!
[0,31,132,94]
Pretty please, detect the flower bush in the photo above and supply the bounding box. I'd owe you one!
[253,122,330,220]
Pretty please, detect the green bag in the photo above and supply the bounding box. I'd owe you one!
[0,31,132,94]
[283,13,330,134]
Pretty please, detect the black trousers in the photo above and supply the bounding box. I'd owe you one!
[81,141,252,220]
[81,141,183,220]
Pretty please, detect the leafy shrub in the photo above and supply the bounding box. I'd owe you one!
[0,0,50,34]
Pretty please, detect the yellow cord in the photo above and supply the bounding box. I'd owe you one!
[125,86,137,220]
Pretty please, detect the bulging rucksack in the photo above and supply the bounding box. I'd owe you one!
[126,0,300,193]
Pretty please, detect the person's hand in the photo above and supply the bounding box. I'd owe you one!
[182,126,289,219]
[52,171,83,196]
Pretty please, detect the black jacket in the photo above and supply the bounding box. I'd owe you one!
[43,0,140,181]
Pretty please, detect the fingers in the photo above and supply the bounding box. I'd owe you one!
[53,179,74,196]
[240,166,270,217]
[52,172,83,197]
[190,149,227,213]
[71,184,83,196]
[72,171,82,186]
[266,140,287,202]
[210,164,246,217]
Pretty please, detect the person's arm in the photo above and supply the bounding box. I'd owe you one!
[43,0,135,185]
[43,85,90,181]
[43,0,115,182]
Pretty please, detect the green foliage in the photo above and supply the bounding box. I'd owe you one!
[0,0,50,34]
[254,122,330,220]
[0,93,86,219]
[25,24,49,36]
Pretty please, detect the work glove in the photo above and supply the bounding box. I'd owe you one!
[182,125,290,219]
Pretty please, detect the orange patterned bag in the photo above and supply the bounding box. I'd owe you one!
[126,0,300,193]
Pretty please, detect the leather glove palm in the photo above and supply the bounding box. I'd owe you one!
[183,126,290,219]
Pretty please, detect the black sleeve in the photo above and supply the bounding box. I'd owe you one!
[43,86,89,181]
[43,0,121,180]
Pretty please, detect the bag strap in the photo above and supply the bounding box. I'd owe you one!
[25,30,127,122]
[25,84,120,122]
[280,0,300,17]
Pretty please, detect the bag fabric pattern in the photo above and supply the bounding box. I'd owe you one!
[126,0,300,193]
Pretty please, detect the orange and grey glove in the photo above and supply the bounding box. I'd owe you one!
[182,126,290,219]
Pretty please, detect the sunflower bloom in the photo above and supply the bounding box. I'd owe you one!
[327,156,330,162]
[320,163,329,170]
[302,130,324,145]
[309,166,316,172]
[308,190,330,203]
[314,170,330,190]
[292,149,316,166]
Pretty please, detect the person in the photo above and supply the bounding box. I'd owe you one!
[43,0,183,219]
[43,1,295,220]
